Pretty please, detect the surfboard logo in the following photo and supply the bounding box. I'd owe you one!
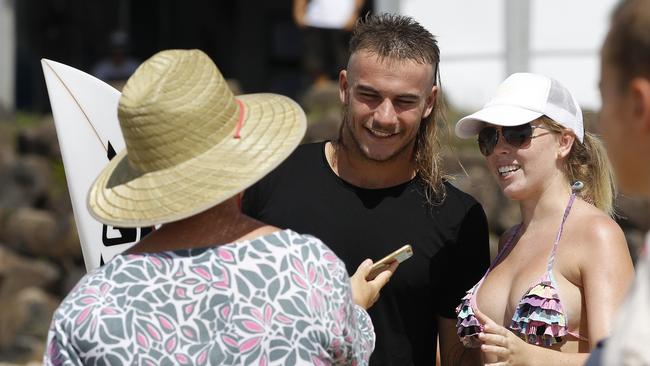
[42,59,151,271]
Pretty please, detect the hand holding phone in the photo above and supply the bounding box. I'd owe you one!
[350,244,413,309]
[366,244,413,280]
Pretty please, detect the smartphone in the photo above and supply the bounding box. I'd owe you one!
[366,244,413,280]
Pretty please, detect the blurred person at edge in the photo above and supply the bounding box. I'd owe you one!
[92,30,139,84]
[43,49,395,365]
[454,72,634,365]
[584,0,650,365]
[243,13,491,366]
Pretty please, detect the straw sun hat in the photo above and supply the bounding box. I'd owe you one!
[88,49,306,227]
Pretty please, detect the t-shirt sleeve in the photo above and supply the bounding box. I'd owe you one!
[433,202,491,319]
[43,318,83,366]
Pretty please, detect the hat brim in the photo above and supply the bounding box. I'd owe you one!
[455,105,543,139]
[87,93,306,227]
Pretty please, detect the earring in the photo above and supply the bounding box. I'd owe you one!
[571,181,584,192]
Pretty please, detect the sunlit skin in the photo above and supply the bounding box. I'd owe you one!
[483,122,562,202]
[327,50,437,189]
[474,121,634,365]
[599,42,650,197]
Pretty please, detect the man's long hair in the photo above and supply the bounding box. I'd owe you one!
[341,13,448,203]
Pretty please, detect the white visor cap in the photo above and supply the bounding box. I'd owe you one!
[455,73,584,143]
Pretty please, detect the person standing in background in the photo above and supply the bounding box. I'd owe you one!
[293,0,365,88]
[92,30,139,85]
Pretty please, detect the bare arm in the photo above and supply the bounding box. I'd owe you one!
[343,0,366,30]
[292,0,307,28]
[438,316,482,366]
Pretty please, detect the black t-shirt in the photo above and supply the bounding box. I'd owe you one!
[243,142,490,365]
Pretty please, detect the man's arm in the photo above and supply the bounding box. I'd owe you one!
[438,316,482,366]
[292,0,307,28]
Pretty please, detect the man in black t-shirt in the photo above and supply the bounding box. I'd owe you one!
[243,14,489,365]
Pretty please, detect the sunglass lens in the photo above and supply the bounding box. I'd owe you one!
[502,124,533,148]
[477,127,497,156]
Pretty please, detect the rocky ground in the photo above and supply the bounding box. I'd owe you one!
[0,86,647,364]
[0,114,85,365]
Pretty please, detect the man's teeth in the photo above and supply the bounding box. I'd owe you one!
[368,128,395,137]
[498,165,520,175]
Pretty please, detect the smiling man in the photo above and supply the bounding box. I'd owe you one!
[243,14,489,365]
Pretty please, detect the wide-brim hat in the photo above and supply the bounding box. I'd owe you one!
[88,49,306,227]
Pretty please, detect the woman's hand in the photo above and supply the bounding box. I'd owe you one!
[349,259,397,309]
[475,308,539,366]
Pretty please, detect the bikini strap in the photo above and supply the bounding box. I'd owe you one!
[547,193,577,271]
[491,223,523,270]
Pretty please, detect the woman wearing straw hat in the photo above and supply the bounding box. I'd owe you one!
[454,73,633,365]
[43,49,394,365]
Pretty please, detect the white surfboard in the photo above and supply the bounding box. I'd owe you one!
[42,59,152,272]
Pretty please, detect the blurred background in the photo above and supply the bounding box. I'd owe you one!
[0,0,648,364]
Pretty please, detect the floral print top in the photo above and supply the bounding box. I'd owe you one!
[44,229,374,365]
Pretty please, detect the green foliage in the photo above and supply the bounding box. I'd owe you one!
[15,112,42,128]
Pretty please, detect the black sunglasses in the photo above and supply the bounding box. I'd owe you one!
[477,123,549,156]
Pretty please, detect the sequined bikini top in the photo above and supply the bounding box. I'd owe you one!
[456,193,588,347]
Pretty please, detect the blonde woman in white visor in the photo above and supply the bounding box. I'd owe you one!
[454,73,633,365]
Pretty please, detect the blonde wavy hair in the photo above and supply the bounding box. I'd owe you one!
[540,116,617,216]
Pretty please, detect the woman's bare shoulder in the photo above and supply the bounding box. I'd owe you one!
[574,201,623,241]
[570,200,629,264]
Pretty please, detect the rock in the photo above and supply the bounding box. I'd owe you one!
[0,247,60,353]
[10,287,59,338]
[58,214,82,262]
[0,332,48,364]
[16,117,60,159]
[3,208,81,261]
[0,246,59,299]
[303,111,340,143]
[61,264,85,295]
[615,195,650,232]
[300,80,340,112]
[623,227,647,264]
[0,126,15,168]
[1,287,59,362]
[0,156,53,209]
[300,81,343,143]
[3,208,59,258]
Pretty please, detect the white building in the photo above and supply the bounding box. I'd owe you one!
[376,0,618,112]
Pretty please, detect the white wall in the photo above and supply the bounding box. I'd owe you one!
[377,0,618,112]
[0,0,15,113]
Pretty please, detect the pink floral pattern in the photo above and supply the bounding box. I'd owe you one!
[44,230,374,365]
